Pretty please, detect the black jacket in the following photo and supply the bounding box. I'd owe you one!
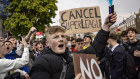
[110,45,126,79]
[127,40,140,68]
[29,29,110,79]
[98,47,112,68]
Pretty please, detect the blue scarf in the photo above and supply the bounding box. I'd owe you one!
[5,50,29,74]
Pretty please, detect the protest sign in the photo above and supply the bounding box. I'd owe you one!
[59,6,101,35]
[73,54,103,79]
[36,32,43,39]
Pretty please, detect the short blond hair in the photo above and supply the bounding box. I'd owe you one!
[45,26,65,40]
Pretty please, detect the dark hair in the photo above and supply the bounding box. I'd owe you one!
[42,37,46,47]
[7,36,16,41]
[121,31,127,37]
[35,41,43,46]
[4,41,12,44]
[71,38,75,42]
[7,31,12,37]
[76,38,83,42]
[126,28,138,34]
[84,34,92,41]
[109,33,117,40]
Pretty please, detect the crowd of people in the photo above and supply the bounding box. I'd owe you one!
[0,12,140,79]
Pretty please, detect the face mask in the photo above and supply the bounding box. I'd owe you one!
[71,45,76,48]
[68,43,71,47]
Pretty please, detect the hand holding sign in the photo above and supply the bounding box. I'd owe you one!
[73,54,103,79]
[75,73,83,79]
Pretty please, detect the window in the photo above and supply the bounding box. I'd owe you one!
[133,20,135,24]
[126,23,128,27]
[132,20,133,25]
[128,23,130,26]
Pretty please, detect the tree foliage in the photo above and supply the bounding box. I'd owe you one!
[3,0,58,36]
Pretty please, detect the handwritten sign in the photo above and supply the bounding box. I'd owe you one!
[73,54,103,79]
[59,6,101,35]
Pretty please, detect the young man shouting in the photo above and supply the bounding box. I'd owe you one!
[30,13,117,79]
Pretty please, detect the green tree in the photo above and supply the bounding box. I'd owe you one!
[3,0,57,36]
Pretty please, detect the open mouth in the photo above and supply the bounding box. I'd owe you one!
[58,44,64,48]
[40,47,43,49]
[6,47,11,51]
[129,36,133,38]
[7,47,10,50]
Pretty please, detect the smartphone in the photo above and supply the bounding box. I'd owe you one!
[109,5,114,22]
[109,5,114,14]
[18,34,22,41]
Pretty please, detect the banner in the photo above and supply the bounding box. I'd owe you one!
[73,54,103,79]
[59,6,101,35]
[36,32,43,39]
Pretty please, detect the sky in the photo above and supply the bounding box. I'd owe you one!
[51,0,140,26]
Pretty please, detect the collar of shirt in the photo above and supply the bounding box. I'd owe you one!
[36,51,42,55]
[111,43,119,52]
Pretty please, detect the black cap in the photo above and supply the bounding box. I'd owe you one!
[84,34,92,41]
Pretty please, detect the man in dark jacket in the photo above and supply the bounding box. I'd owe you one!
[107,34,127,79]
[126,28,140,79]
[30,13,117,79]
[98,47,111,79]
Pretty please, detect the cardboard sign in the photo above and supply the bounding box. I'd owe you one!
[73,54,103,79]
[59,6,101,35]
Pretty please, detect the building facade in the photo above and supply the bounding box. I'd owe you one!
[136,10,140,33]
[118,9,140,33]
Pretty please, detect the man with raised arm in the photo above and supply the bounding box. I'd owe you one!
[30,13,117,79]
[0,37,29,79]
